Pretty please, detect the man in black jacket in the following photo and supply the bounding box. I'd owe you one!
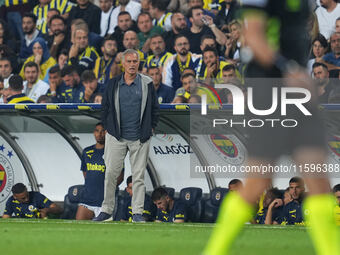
[94,49,159,222]
[68,0,101,34]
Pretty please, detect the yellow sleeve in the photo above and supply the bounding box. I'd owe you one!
[39,57,57,80]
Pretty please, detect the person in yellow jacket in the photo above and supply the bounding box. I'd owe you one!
[20,38,56,81]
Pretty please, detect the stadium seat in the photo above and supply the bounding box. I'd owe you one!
[61,185,85,219]
[202,187,229,223]
[179,187,203,222]
[164,187,175,199]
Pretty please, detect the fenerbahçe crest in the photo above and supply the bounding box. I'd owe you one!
[328,135,340,163]
[0,145,14,204]
[205,134,245,165]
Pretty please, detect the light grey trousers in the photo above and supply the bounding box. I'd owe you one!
[101,133,150,215]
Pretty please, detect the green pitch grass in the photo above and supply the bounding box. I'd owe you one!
[0,219,320,255]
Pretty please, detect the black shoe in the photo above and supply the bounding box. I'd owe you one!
[132,214,146,223]
[92,212,113,222]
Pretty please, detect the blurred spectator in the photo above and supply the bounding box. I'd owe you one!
[119,176,156,222]
[188,94,201,103]
[315,0,340,40]
[61,65,85,103]
[196,46,233,81]
[149,0,172,32]
[224,20,241,63]
[166,0,180,13]
[99,0,115,37]
[0,19,19,53]
[81,70,99,103]
[20,38,57,80]
[172,72,198,102]
[199,34,217,52]
[0,58,13,89]
[308,12,320,43]
[111,30,147,76]
[2,88,10,103]
[6,75,34,104]
[0,77,4,103]
[94,37,117,92]
[45,15,70,59]
[307,34,328,75]
[109,0,141,34]
[323,32,340,69]
[151,187,187,223]
[222,64,238,84]
[20,13,44,61]
[228,179,242,191]
[172,95,187,103]
[33,0,73,34]
[93,92,103,104]
[312,62,335,103]
[279,177,305,225]
[22,61,50,102]
[37,94,53,103]
[147,66,175,103]
[163,34,200,90]
[4,0,31,41]
[334,184,340,225]
[46,8,60,34]
[57,49,69,70]
[75,123,124,220]
[110,11,139,52]
[68,0,101,34]
[0,45,19,74]
[183,7,226,54]
[143,34,172,72]
[68,25,100,74]
[141,0,150,13]
[186,0,215,26]
[46,66,63,101]
[336,17,340,33]
[163,12,187,54]
[70,19,103,52]
[2,183,62,218]
[137,12,164,53]
[215,0,240,29]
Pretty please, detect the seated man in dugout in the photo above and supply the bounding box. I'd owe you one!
[151,187,187,223]
[2,183,62,218]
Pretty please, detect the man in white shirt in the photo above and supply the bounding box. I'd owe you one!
[109,0,141,34]
[315,0,340,39]
[99,0,115,37]
[22,62,49,102]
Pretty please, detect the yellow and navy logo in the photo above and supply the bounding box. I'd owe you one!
[0,144,15,204]
[185,192,191,200]
[328,135,340,162]
[28,205,37,212]
[205,134,246,165]
[215,191,221,201]
[211,134,238,158]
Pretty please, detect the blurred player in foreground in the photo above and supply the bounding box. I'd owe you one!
[203,0,340,254]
